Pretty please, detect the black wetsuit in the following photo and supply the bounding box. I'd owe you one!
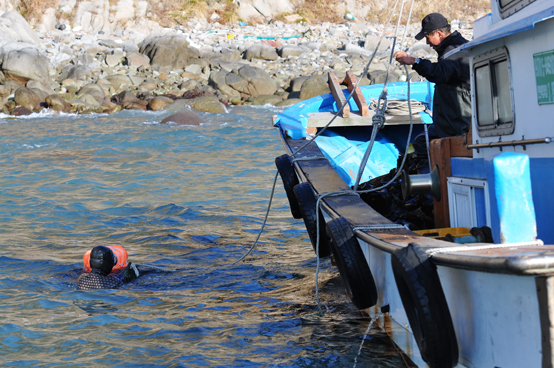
[77,273,124,290]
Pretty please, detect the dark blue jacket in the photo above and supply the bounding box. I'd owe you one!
[413,31,471,138]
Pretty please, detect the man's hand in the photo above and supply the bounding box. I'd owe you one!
[394,51,416,65]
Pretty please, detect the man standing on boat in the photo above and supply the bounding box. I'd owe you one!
[394,13,471,172]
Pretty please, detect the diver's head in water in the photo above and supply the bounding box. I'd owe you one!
[89,246,116,276]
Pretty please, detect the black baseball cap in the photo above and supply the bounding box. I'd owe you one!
[415,13,449,40]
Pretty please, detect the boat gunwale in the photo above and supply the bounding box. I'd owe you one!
[279,128,554,276]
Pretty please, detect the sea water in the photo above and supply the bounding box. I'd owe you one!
[0,106,406,367]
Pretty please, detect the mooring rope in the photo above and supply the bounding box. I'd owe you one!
[230,171,279,265]
[231,0,423,324]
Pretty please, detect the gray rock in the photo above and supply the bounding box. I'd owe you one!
[225,72,248,93]
[0,11,40,46]
[45,94,71,112]
[290,76,309,92]
[14,87,42,111]
[0,41,49,84]
[105,49,126,67]
[99,39,121,48]
[185,64,203,75]
[368,70,400,84]
[58,65,92,82]
[106,75,133,89]
[208,70,240,97]
[128,76,146,86]
[188,95,226,113]
[220,48,241,62]
[344,42,371,56]
[73,52,96,66]
[236,65,276,97]
[26,80,54,95]
[148,96,174,111]
[77,83,106,103]
[251,94,283,105]
[364,34,393,52]
[299,74,330,100]
[125,52,150,70]
[79,93,100,106]
[0,85,10,99]
[179,79,199,91]
[161,110,205,125]
[139,33,198,72]
[244,43,278,61]
[278,45,306,58]
[28,87,49,102]
[122,40,139,53]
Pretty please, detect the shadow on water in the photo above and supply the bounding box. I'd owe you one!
[0,107,412,367]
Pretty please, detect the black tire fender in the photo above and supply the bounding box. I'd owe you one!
[326,217,378,310]
[391,243,459,368]
[275,154,302,219]
[293,182,332,258]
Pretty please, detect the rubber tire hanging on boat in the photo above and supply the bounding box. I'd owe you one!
[293,182,332,258]
[391,243,459,368]
[275,154,302,219]
[326,217,378,310]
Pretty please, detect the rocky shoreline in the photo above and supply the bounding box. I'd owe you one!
[0,11,474,123]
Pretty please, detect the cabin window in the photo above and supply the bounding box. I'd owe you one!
[497,0,537,19]
[473,47,514,137]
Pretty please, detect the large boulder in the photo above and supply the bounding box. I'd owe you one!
[0,11,40,46]
[0,41,49,84]
[139,33,200,72]
[124,52,150,70]
[14,87,42,111]
[244,43,278,61]
[58,65,92,82]
[251,94,283,105]
[299,74,330,100]
[45,94,71,113]
[105,75,133,90]
[77,83,107,103]
[208,70,240,97]
[188,95,226,114]
[161,110,205,126]
[278,45,307,58]
[148,96,174,111]
[236,65,276,97]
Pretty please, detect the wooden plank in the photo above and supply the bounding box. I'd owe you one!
[449,127,473,158]
[328,72,350,118]
[430,137,451,228]
[307,111,422,127]
[345,71,370,117]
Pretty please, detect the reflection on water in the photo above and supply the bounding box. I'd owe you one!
[0,107,407,366]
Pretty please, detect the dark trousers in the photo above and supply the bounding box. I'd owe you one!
[412,124,439,172]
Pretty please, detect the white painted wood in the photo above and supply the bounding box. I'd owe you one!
[358,238,542,368]
[438,266,542,368]
[447,178,491,228]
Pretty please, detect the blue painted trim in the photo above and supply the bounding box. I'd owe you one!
[452,156,554,245]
